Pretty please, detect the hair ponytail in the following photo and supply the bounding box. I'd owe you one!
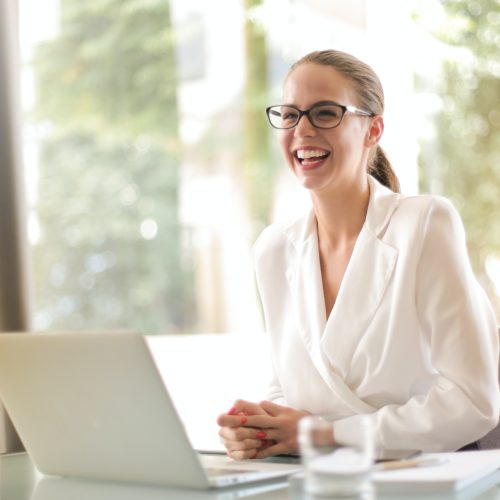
[369,145,400,193]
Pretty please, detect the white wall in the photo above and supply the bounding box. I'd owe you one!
[147,334,273,451]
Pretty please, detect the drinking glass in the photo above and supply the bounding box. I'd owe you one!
[298,414,375,498]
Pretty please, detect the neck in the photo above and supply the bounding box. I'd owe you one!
[311,177,370,249]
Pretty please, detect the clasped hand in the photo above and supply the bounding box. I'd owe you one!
[216,400,310,460]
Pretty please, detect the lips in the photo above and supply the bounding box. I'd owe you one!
[294,148,330,168]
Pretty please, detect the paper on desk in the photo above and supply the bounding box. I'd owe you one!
[374,449,500,493]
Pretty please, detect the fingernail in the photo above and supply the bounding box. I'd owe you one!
[240,416,248,425]
[256,431,266,439]
[227,407,237,415]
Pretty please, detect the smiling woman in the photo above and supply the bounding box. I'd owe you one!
[5,0,499,459]
[217,49,499,460]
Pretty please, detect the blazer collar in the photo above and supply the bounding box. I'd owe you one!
[283,175,400,247]
[364,175,401,237]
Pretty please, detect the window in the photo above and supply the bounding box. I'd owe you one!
[18,0,499,337]
[13,0,500,452]
[415,0,500,320]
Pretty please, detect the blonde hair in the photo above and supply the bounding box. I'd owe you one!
[289,50,400,193]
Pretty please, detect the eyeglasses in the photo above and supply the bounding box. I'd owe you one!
[265,102,374,130]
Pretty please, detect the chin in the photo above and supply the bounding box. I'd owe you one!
[297,176,326,192]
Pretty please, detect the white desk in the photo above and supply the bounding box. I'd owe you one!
[2,452,500,500]
[0,453,291,500]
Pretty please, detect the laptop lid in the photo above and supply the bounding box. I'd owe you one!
[0,332,300,488]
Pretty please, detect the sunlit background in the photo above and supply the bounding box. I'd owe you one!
[18,0,500,337]
[14,0,500,449]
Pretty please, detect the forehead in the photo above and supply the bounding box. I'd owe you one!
[283,62,358,107]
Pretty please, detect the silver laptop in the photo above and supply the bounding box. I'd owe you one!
[0,332,301,489]
[31,474,289,500]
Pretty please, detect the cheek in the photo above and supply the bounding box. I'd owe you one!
[331,128,362,156]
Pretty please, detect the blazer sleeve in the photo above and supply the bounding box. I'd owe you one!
[334,197,500,452]
[266,370,286,404]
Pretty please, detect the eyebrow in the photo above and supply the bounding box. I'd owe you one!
[281,100,342,108]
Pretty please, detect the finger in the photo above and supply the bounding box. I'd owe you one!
[254,442,287,459]
[217,413,257,428]
[223,437,263,452]
[219,427,279,455]
[219,426,272,443]
[241,414,278,429]
[254,429,281,443]
[217,399,265,427]
[228,448,259,461]
[223,437,275,453]
[230,399,268,416]
[258,439,277,450]
[259,400,288,416]
[232,439,262,451]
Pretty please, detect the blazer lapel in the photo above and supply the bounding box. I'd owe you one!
[284,176,400,413]
[320,227,398,375]
[321,176,400,376]
[285,211,326,370]
[284,212,377,414]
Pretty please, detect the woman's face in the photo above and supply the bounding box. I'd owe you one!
[279,62,377,195]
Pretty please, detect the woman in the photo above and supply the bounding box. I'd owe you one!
[217,50,499,459]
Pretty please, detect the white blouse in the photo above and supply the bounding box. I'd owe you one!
[253,175,499,452]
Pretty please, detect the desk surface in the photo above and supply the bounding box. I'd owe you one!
[2,452,500,500]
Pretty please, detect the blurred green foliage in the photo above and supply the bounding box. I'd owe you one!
[418,0,500,316]
[34,0,179,138]
[31,0,195,333]
[243,0,275,234]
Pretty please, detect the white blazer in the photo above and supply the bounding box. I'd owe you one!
[253,175,499,452]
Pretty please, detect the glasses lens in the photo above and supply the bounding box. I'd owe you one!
[309,104,343,128]
[267,106,299,129]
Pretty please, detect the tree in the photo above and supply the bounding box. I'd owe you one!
[243,0,275,233]
[417,0,500,317]
[30,0,195,333]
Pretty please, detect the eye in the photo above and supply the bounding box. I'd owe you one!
[282,110,299,121]
[313,106,341,121]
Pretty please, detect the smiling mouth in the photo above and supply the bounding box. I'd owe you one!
[294,149,331,167]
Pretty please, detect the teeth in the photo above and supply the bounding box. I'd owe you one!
[296,149,328,159]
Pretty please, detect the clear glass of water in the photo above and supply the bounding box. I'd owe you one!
[298,414,375,498]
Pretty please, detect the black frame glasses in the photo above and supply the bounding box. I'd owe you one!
[265,102,374,130]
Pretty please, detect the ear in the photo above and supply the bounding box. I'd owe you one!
[364,115,384,147]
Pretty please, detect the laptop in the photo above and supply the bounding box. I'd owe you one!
[0,332,301,489]
[31,474,290,500]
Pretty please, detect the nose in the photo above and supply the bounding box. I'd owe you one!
[294,113,316,137]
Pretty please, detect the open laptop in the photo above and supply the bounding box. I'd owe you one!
[0,332,301,489]
[31,474,289,500]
